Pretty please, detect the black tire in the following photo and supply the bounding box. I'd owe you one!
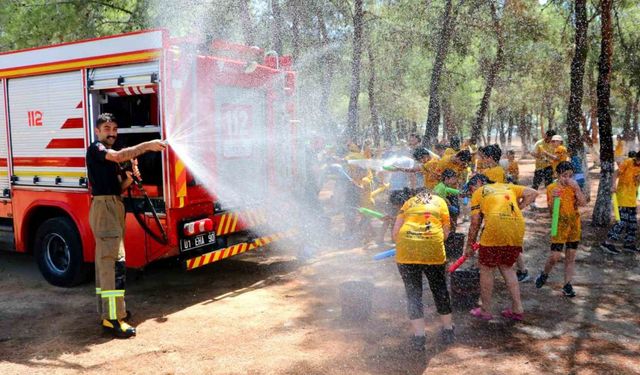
[34,217,90,287]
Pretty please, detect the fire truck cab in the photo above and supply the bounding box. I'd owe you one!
[0,30,298,286]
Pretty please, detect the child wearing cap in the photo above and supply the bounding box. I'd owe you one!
[535,161,587,297]
[550,135,568,175]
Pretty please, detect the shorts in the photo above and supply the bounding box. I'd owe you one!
[478,245,522,267]
[551,215,581,244]
[550,242,579,251]
[532,166,553,189]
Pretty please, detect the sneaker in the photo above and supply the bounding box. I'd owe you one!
[535,272,548,289]
[440,328,455,345]
[517,269,531,283]
[562,283,576,298]
[102,319,136,338]
[599,242,621,255]
[622,244,640,253]
[409,335,426,351]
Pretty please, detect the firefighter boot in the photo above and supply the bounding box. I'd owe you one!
[102,319,136,338]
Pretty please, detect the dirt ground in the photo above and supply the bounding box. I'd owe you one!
[1,158,639,375]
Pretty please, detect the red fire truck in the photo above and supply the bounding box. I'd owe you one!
[0,29,298,286]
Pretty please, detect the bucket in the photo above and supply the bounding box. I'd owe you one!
[445,233,465,260]
[339,281,374,321]
[450,268,480,310]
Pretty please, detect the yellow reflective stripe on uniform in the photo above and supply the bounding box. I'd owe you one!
[95,288,102,295]
[100,290,125,320]
[101,290,125,297]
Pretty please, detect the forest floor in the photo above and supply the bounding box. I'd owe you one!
[0,157,639,375]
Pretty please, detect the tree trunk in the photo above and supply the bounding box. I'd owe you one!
[565,0,588,158]
[588,66,599,144]
[291,1,301,61]
[383,118,392,145]
[237,0,255,46]
[367,39,381,147]
[507,114,514,147]
[270,0,284,55]
[471,1,503,143]
[317,8,334,133]
[623,94,632,141]
[423,0,459,147]
[633,89,639,145]
[442,97,456,140]
[486,110,493,143]
[499,116,506,147]
[347,0,364,140]
[518,112,526,154]
[592,0,614,226]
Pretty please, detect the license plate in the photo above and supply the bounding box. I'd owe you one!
[180,231,216,252]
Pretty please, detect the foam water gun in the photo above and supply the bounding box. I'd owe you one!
[447,243,480,273]
[358,207,386,219]
[612,193,621,222]
[551,197,561,236]
[373,248,396,260]
[433,183,460,198]
[330,164,356,184]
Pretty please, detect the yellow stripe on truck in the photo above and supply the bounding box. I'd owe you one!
[174,159,187,208]
[185,231,294,270]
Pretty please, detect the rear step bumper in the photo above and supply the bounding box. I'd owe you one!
[185,230,294,270]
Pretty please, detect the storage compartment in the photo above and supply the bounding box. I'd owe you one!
[89,85,163,194]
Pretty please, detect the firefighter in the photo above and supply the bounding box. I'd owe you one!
[87,113,166,338]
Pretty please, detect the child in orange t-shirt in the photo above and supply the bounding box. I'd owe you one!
[535,162,587,297]
[505,150,519,184]
[600,152,640,254]
[550,135,568,174]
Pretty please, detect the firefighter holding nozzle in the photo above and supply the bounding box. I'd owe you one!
[86,113,166,338]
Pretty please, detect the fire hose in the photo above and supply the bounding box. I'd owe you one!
[121,162,168,245]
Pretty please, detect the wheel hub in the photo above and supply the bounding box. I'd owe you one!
[43,233,70,274]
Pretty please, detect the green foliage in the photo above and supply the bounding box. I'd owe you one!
[1,0,638,141]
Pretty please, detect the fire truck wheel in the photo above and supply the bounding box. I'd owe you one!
[34,217,90,287]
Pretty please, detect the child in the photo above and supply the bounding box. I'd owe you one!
[614,134,625,165]
[600,151,640,254]
[536,161,587,297]
[506,150,519,184]
[433,169,460,231]
[358,171,389,246]
[478,144,506,183]
[550,135,568,175]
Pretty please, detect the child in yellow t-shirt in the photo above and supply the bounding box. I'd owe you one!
[550,135,568,174]
[505,150,519,184]
[358,171,389,245]
[600,153,640,254]
[478,144,506,183]
[614,135,625,164]
[535,162,587,297]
